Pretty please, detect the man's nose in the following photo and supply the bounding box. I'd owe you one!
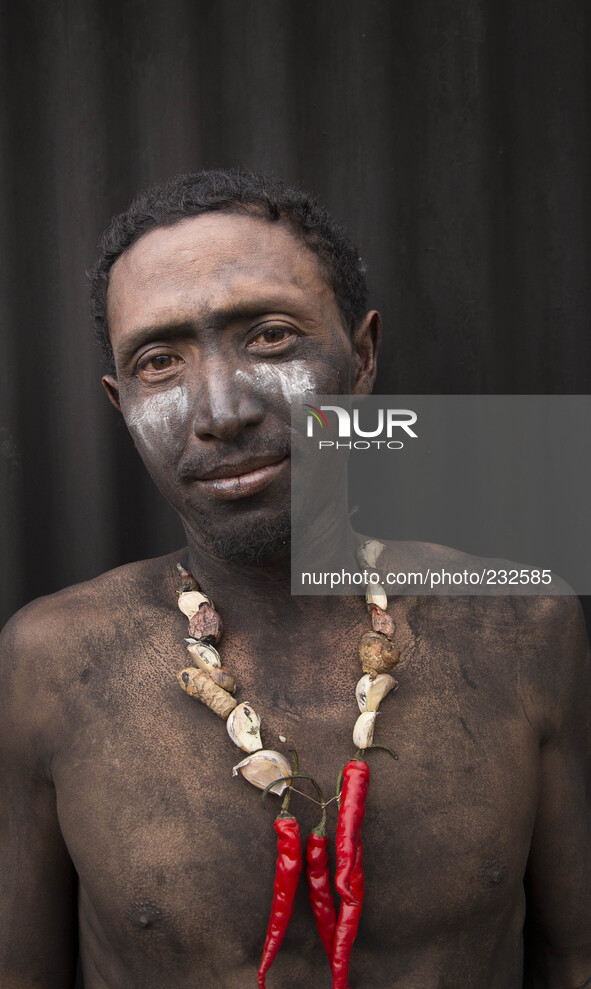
[192,363,265,441]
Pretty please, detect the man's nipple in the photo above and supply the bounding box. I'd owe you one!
[129,900,163,930]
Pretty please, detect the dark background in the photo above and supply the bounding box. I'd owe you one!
[1,0,590,630]
[0,4,589,985]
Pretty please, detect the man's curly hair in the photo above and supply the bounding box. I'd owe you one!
[89,168,368,374]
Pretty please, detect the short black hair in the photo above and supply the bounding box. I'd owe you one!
[89,168,368,375]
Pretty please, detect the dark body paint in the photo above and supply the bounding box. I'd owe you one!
[2,549,589,987]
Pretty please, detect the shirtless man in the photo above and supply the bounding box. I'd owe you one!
[1,170,590,989]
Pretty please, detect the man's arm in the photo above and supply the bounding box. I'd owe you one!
[0,609,78,988]
[521,596,591,988]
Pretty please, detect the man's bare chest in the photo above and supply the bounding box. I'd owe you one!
[52,606,540,975]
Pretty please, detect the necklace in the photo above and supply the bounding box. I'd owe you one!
[175,540,401,988]
[176,538,400,790]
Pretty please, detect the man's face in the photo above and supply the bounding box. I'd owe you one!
[103,212,379,562]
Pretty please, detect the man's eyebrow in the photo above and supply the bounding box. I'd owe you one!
[116,322,197,361]
[116,298,307,361]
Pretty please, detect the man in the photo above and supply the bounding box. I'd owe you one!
[1,169,590,988]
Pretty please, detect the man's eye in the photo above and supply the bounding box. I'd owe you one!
[249,325,294,346]
[149,355,175,369]
[137,353,180,375]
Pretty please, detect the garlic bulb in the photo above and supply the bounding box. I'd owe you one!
[232,750,292,795]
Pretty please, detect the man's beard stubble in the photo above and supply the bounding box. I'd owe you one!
[175,433,301,565]
[183,504,293,566]
[210,511,292,565]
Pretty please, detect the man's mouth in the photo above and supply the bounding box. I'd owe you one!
[189,455,290,501]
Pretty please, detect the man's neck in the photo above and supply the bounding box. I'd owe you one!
[180,508,359,623]
[185,535,290,591]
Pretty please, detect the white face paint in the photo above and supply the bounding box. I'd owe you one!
[234,362,320,405]
[124,384,192,455]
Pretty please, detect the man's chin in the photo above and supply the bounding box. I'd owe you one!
[187,510,292,566]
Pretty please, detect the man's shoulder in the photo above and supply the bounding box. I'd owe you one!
[375,538,589,728]
[0,551,186,766]
[381,538,574,602]
[1,549,185,671]
[373,536,586,647]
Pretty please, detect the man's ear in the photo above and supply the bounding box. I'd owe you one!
[102,375,122,412]
[351,310,381,394]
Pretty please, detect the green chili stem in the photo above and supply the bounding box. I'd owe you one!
[278,750,301,815]
[280,786,292,815]
[336,743,398,807]
[365,743,398,760]
[311,803,327,836]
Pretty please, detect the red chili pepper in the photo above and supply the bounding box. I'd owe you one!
[306,830,337,959]
[258,813,303,988]
[335,759,370,903]
[332,841,365,989]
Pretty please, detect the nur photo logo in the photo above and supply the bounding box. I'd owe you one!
[304,403,418,450]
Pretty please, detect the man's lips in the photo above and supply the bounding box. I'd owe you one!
[196,454,287,481]
[187,455,290,501]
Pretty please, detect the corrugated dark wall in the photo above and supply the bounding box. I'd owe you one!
[1,0,590,627]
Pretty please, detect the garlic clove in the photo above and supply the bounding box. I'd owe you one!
[355,675,371,712]
[353,711,377,749]
[232,750,292,795]
[355,673,397,713]
[178,590,212,619]
[366,584,388,611]
[356,539,385,569]
[176,563,199,592]
[185,640,221,671]
[226,702,263,752]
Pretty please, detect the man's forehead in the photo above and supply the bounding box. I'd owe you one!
[106,212,340,333]
[109,213,325,288]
